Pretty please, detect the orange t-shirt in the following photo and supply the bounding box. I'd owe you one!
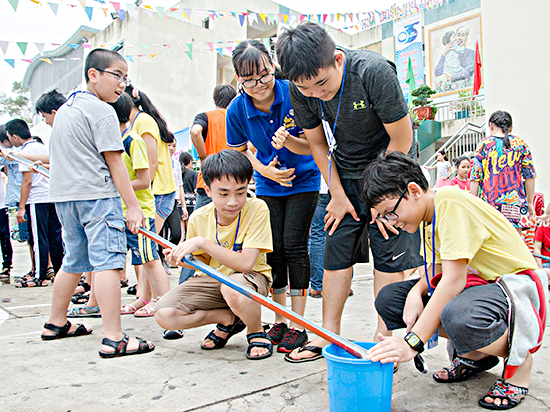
[196,109,229,189]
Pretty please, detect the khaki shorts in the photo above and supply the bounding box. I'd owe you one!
[155,271,271,314]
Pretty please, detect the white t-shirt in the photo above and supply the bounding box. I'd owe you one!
[19,139,49,204]
[172,156,183,201]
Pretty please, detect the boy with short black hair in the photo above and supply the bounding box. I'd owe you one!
[363,151,547,410]
[0,125,13,283]
[35,89,66,127]
[5,119,62,288]
[40,48,154,358]
[155,150,274,360]
[276,21,422,362]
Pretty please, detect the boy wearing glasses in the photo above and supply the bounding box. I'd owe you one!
[40,49,154,358]
[364,152,547,410]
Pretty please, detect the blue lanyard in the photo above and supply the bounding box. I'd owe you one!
[215,210,241,252]
[121,128,128,138]
[130,111,142,130]
[66,90,97,106]
[422,209,436,296]
[319,56,346,189]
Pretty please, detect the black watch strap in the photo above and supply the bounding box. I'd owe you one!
[404,332,425,353]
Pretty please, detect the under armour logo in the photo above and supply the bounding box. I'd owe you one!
[353,100,366,110]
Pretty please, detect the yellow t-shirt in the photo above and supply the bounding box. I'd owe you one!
[187,197,273,281]
[121,130,155,219]
[132,112,176,195]
[423,186,537,281]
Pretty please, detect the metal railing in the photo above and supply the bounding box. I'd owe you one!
[434,94,486,123]
[423,122,486,183]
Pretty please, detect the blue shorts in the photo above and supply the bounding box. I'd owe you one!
[18,211,29,241]
[543,261,550,269]
[126,217,159,265]
[55,198,127,274]
[154,192,176,219]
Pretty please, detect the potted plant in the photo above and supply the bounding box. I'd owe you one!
[411,84,437,121]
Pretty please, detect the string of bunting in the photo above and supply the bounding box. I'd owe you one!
[3,0,448,32]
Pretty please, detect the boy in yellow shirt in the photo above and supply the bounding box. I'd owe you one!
[362,152,547,410]
[155,150,274,360]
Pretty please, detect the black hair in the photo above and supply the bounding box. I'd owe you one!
[437,149,448,161]
[179,151,193,167]
[276,22,337,82]
[202,149,253,187]
[125,84,174,144]
[5,119,31,140]
[0,125,7,143]
[442,31,454,46]
[108,92,132,124]
[362,151,429,209]
[213,84,237,109]
[35,89,66,114]
[32,136,44,144]
[232,39,273,79]
[453,155,470,168]
[488,110,512,148]
[84,48,126,83]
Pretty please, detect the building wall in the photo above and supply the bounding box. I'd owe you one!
[482,0,550,198]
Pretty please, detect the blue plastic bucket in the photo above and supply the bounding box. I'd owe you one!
[323,342,393,412]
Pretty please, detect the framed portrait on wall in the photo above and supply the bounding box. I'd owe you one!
[428,13,482,96]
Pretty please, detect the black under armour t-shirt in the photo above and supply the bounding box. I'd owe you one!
[289,48,409,179]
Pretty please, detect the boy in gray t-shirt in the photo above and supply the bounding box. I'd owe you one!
[41,49,154,358]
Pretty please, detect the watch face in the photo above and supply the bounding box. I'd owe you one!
[407,334,420,347]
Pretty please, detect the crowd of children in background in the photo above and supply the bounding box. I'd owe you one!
[0,21,547,411]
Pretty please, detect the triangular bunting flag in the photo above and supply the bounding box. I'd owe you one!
[227,46,233,54]
[30,0,40,4]
[117,9,125,21]
[247,13,255,25]
[185,51,192,60]
[260,13,266,23]
[126,3,135,15]
[156,7,164,20]
[48,2,58,15]
[85,7,93,20]
[8,0,18,12]
[67,44,80,50]
[268,13,275,23]
[78,0,86,8]
[283,14,288,23]
[144,10,153,19]
[196,9,204,20]
[0,42,8,55]
[22,59,33,64]
[238,14,245,26]
[322,14,327,23]
[278,14,284,22]
[140,44,147,49]
[110,2,120,12]
[207,42,214,52]
[262,38,270,50]
[150,54,157,58]
[34,43,45,54]
[124,55,134,62]
[4,59,15,68]
[101,7,109,17]
[299,14,306,22]
[133,9,139,20]
[216,48,223,57]
[183,8,191,19]
[186,43,193,53]
[17,42,27,55]
[39,58,52,64]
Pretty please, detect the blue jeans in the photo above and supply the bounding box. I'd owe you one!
[308,193,329,291]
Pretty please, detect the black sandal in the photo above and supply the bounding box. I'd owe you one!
[284,341,324,363]
[478,379,528,410]
[15,278,48,288]
[72,291,90,304]
[200,316,246,350]
[127,284,137,295]
[433,355,500,383]
[98,333,155,358]
[246,332,273,360]
[41,321,93,340]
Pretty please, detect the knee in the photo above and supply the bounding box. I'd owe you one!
[220,286,245,311]
[154,307,181,329]
[374,284,396,320]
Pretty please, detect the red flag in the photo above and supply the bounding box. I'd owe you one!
[472,40,482,96]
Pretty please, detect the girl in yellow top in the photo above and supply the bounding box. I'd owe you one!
[126,85,177,232]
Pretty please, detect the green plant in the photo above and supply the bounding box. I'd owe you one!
[411,84,436,108]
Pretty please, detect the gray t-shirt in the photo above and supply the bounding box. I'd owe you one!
[48,91,123,202]
[289,48,409,179]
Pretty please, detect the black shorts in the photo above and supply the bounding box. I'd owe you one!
[324,178,423,273]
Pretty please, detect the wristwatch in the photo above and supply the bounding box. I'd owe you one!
[404,332,425,353]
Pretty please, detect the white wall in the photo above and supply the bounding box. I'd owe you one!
[482,0,550,198]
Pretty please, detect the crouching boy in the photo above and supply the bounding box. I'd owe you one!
[155,150,274,360]
[363,152,547,410]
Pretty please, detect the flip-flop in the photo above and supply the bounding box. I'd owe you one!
[284,341,323,363]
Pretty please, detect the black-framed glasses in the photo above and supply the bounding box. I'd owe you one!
[376,187,408,224]
[240,72,275,89]
[96,69,131,86]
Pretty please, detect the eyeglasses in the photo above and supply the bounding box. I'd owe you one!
[240,72,275,89]
[376,187,408,224]
[96,69,131,86]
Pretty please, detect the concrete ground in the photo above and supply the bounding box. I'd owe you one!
[1,241,550,412]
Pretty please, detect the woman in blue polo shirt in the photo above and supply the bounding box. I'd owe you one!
[226,39,320,355]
